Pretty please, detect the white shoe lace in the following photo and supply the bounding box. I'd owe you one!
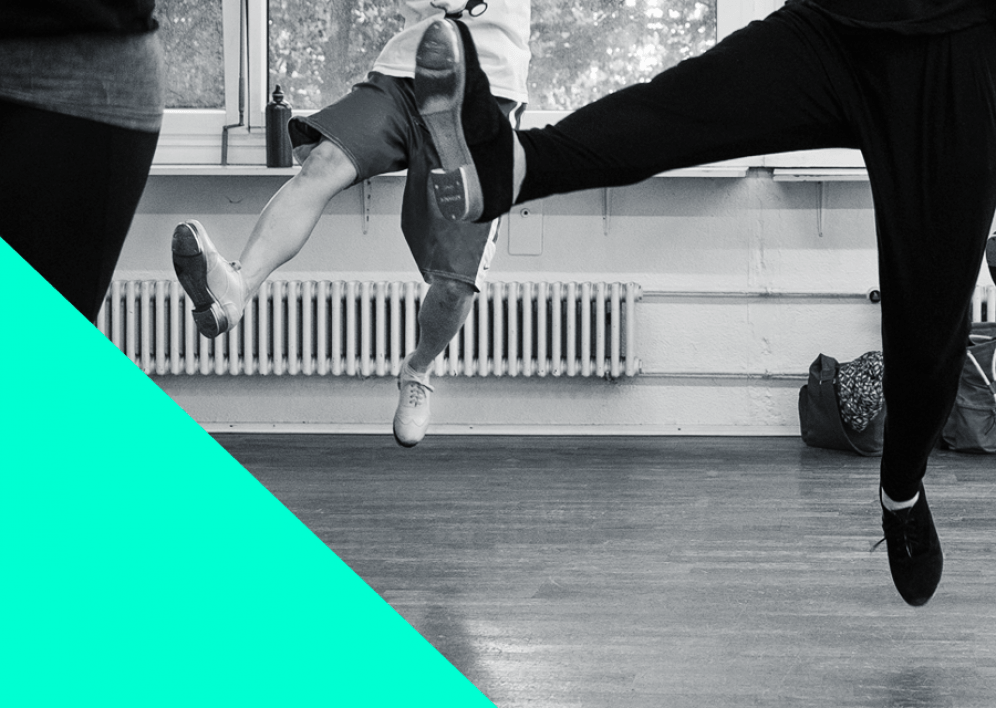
[402,381,432,407]
[400,365,434,400]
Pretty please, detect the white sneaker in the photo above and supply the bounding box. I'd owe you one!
[393,354,434,447]
[171,220,248,338]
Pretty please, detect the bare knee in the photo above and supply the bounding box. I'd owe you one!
[296,139,357,192]
[428,276,476,306]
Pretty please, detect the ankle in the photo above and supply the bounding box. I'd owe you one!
[881,486,920,511]
[406,353,433,375]
[234,261,265,299]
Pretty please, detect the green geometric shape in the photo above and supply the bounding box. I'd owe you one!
[0,239,493,707]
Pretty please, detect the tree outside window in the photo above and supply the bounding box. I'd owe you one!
[156,0,225,109]
[269,0,716,111]
[528,0,715,109]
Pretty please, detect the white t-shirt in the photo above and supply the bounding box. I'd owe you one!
[373,1,530,104]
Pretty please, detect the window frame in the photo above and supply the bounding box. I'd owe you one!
[153,0,859,172]
[155,0,267,165]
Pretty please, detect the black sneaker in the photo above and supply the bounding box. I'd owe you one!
[877,484,943,607]
[414,19,514,223]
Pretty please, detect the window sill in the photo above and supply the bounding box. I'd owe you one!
[658,165,750,178]
[772,169,868,182]
[149,147,868,182]
[149,165,299,176]
[148,164,750,179]
[148,163,880,183]
[155,111,864,180]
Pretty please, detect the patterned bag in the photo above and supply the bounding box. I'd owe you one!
[798,352,886,456]
[941,323,996,454]
[836,351,885,433]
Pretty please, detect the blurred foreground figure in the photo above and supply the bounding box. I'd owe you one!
[0,1,165,322]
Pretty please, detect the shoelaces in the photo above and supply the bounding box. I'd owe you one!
[871,507,920,555]
[403,379,433,405]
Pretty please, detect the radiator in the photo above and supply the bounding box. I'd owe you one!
[96,280,643,378]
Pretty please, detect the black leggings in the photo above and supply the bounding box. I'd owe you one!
[0,101,160,323]
[516,4,996,499]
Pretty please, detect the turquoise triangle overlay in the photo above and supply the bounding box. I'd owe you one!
[0,240,493,707]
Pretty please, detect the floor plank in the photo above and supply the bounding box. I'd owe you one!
[215,434,996,708]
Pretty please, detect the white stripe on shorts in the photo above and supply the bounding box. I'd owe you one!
[472,101,525,291]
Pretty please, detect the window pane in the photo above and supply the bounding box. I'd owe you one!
[529,0,716,110]
[156,0,225,109]
[267,0,715,112]
[269,0,403,111]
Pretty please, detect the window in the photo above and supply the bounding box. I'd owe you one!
[528,0,715,109]
[157,0,225,109]
[153,0,772,165]
[266,0,716,112]
[268,0,403,111]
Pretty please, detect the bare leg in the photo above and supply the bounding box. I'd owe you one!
[238,139,357,292]
[172,138,358,337]
[408,275,476,373]
[393,275,477,447]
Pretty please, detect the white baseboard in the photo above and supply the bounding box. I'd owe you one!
[201,423,802,437]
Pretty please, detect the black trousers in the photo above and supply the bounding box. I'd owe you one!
[0,101,160,323]
[517,4,996,499]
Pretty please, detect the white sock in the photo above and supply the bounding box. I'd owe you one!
[882,487,920,511]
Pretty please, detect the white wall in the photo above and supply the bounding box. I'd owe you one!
[116,165,984,435]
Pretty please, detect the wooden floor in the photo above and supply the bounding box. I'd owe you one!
[216,434,996,708]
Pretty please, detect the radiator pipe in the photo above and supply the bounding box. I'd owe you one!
[642,289,882,302]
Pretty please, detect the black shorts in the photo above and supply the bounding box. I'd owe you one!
[288,72,524,290]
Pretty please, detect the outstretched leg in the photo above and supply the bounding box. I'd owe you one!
[172,139,356,337]
[238,140,357,293]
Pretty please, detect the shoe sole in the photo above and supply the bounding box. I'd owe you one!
[415,20,484,222]
[171,221,229,339]
[392,422,422,448]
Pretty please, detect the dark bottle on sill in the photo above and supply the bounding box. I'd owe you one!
[265,86,292,168]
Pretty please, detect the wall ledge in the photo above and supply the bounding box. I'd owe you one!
[203,422,804,436]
